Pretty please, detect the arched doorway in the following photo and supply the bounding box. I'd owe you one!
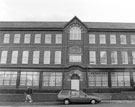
[71,74,80,90]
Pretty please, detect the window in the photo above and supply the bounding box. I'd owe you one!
[45,34,52,44]
[3,34,10,43]
[121,51,128,64]
[0,71,17,86]
[11,51,18,64]
[20,72,39,86]
[44,51,51,64]
[69,55,81,62]
[89,51,96,64]
[0,51,8,64]
[100,34,106,44]
[88,72,108,87]
[132,72,135,84]
[22,51,29,64]
[120,35,126,44]
[111,72,130,87]
[111,51,118,64]
[24,34,31,43]
[14,34,21,43]
[89,34,95,44]
[100,51,107,64]
[34,34,41,43]
[70,27,81,40]
[42,72,62,86]
[56,34,62,44]
[110,35,116,44]
[131,35,135,44]
[33,51,40,64]
[55,51,61,64]
[132,51,135,64]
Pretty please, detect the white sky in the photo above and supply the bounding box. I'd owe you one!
[0,0,135,22]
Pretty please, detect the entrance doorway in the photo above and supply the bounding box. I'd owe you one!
[71,74,80,90]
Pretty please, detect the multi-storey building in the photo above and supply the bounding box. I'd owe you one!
[1,16,135,93]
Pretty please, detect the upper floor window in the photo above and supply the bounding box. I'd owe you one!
[132,51,135,64]
[121,51,128,64]
[120,35,126,44]
[56,34,62,44]
[70,27,81,40]
[11,51,18,64]
[89,34,95,44]
[45,34,52,44]
[100,51,107,64]
[0,51,8,64]
[89,51,96,64]
[131,35,135,44]
[22,51,29,64]
[99,34,106,44]
[24,34,31,44]
[33,51,40,64]
[111,51,118,64]
[55,51,62,64]
[110,35,116,44]
[69,55,81,62]
[14,34,21,43]
[44,51,51,64]
[34,34,41,44]
[3,34,10,43]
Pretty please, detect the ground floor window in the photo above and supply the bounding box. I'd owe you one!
[0,71,17,86]
[111,72,130,87]
[42,72,62,86]
[88,72,108,87]
[20,72,39,86]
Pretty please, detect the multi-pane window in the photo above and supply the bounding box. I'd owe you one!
[0,51,8,64]
[89,34,95,44]
[89,51,96,64]
[131,35,135,44]
[14,34,21,43]
[99,34,106,44]
[55,51,61,64]
[11,51,18,64]
[0,71,17,86]
[42,72,62,86]
[132,72,135,84]
[120,35,126,44]
[121,51,128,64]
[56,34,62,44]
[132,51,135,64]
[111,51,118,64]
[111,72,130,87]
[22,51,29,64]
[100,51,107,64]
[44,51,51,64]
[34,34,41,43]
[3,34,10,43]
[24,34,31,44]
[33,51,40,64]
[20,72,39,86]
[88,72,108,87]
[70,27,81,40]
[45,34,52,44]
[110,35,116,44]
[69,55,81,62]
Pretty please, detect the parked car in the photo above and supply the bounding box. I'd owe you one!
[57,89,101,105]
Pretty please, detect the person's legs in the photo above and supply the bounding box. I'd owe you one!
[27,95,33,102]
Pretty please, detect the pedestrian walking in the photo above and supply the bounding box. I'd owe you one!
[24,87,33,103]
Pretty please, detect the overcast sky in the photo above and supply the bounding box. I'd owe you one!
[1,0,135,22]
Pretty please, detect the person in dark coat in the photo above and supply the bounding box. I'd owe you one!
[24,87,33,103]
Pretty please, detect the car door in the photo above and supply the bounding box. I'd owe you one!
[70,90,80,102]
[79,91,89,102]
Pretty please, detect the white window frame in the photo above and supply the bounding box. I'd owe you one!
[56,34,62,44]
[70,27,81,40]
[55,51,61,64]
[89,51,96,64]
[14,34,21,43]
[89,34,95,44]
[111,51,118,64]
[110,35,116,44]
[120,35,127,44]
[45,34,52,44]
[33,51,40,64]
[121,51,128,64]
[34,34,41,44]
[131,35,135,44]
[44,51,51,64]
[69,55,81,62]
[100,34,106,44]
[0,51,8,64]
[3,34,10,43]
[11,51,18,64]
[24,34,31,44]
[22,51,29,64]
[100,51,107,64]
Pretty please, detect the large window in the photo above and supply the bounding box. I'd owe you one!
[20,72,39,86]
[121,51,128,64]
[33,51,40,64]
[44,51,51,64]
[89,51,96,64]
[110,35,116,44]
[24,34,31,44]
[131,35,135,44]
[70,27,81,40]
[42,72,62,86]
[69,55,81,62]
[11,51,18,64]
[111,51,118,64]
[45,34,52,44]
[111,72,130,87]
[89,34,95,44]
[34,34,41,43]
[55,51,61,64]
[14,34,21,43]
[56,34,62,44]
[3,34,10,43]
[0,51,8,64]
[88,72,108,87]
[120,35,126,44]
[0,71,17,86]
[22,51,29,64]
[132,51,135,64]
[100,51,107,64]
[99,34,106,44]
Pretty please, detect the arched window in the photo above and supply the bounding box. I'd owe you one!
[70,27,81,40]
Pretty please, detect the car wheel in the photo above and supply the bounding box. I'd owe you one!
[64,99,70,105]
[90,99,96,104]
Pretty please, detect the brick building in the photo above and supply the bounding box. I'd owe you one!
[0,16,135,93]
